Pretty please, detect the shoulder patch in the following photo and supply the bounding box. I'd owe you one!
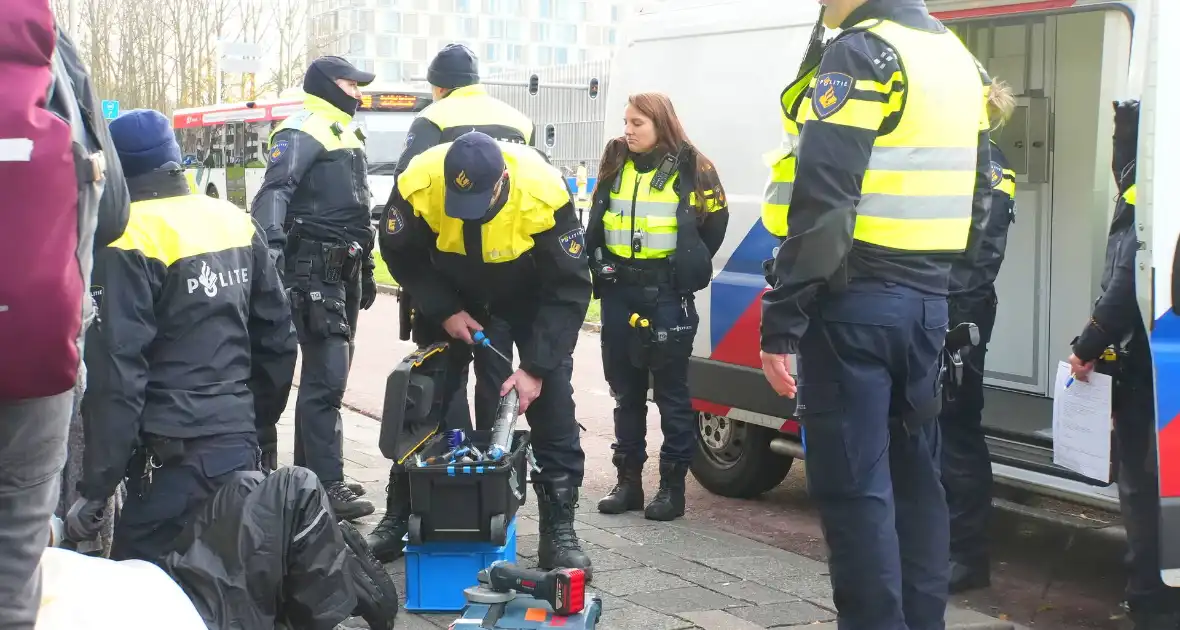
[812,72,854,119]
[403,132,415,150]
[385,206,405,235]
[987,161,1003,189]
[557,227,585,259]
[269,140,289,163]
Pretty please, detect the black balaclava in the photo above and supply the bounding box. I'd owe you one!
[303,58,361,116]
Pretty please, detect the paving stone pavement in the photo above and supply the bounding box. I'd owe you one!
[278,405,1018,630]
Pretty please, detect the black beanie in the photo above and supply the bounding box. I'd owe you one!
[427,44,480,90]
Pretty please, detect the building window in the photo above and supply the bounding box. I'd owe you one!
[537,45,553,65]
[488,18,505,39]
[484,43,500,61]
[431,14,446,36]
[349,33,366,55]
[611,4,619,21]
[538,0,552,19]
[377,0,392,6]
[381,61,400,80]
[403,13,419,33]
[456,0,470,10]
[361,59,375,73]
[456,16,478,37]
[377,35,394,57]
[482,0,499,12]
[413,0,429,9]
[559,24,576,43]
[360,9,374,28]
[382,10,400,31]
[555,47,567,65]
[503,0,520,13]
[413,38,428,59]
[531,22,550,41]
[508,44,525,62]
[578,48,587,63]
[439,0,454,10]
[608,27,616,45]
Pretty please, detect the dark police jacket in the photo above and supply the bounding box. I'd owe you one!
[80,169,297,500]
[584,148,729,296]
[378,147,591,379]
[950,140,1017,303]
[1073,182,1146,372]
[251,95,374,271]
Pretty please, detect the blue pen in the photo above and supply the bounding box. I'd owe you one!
[1065,375,1075,389]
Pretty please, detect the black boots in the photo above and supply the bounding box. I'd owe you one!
[597,453,644,514]
[948,557,990,594]
[367,468,411,563]
[339,520,399,630]
[325,481,375,521]
[535,474,594,581]
[644,462,688,522]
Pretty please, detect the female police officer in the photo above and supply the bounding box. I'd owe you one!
[587,93,728,522]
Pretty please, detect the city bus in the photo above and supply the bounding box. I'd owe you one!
[172,87,431,219]
[607,0,1177,560]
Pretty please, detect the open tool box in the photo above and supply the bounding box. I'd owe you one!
[406,429,531,546]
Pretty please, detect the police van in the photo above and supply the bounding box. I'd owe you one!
[604,0,1178,580]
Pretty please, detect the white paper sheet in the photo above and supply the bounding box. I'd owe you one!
[1051,361,1114,483]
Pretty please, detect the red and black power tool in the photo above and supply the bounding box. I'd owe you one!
[454,562,601,629]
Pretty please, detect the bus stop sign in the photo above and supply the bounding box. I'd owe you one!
[101,100,119,119]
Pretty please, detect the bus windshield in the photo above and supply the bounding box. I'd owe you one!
[357,111,414,175]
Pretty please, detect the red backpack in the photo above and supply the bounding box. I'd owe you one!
[0,3,111,400]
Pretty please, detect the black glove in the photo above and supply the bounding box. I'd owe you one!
[258,424,278,472]
[361,271,377,310]
[65,497,107,543]
[1112,99,1140,188]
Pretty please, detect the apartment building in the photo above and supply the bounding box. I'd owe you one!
[308,0,627,83]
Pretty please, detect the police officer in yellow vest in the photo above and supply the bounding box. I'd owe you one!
[586,93,728,523]
[378,131,594,579]
[251,56,377,521]
[67,109,297,562]
[758,1,993,626]
[940,80,1018,595]
[370,43,534,561]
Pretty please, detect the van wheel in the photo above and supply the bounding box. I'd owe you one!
[205,185,219,199]
[691,412,792,499]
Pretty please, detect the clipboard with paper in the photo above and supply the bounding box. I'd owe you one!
[1051,361,1114,484]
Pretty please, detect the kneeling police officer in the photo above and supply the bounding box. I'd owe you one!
[379,131,593,578]
[67,109,297,563]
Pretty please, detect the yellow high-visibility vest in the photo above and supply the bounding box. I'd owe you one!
[765,19,985,252]
[396,142,570,263]
[420,85,533,144]
[761,65,816,237]
[1124,184,1137,206]
[604,159,722,259]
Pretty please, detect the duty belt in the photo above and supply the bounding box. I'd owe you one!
[289,232,363,288]
[612,261,673,287]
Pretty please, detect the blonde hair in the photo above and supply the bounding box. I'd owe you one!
[987,80,1017,130]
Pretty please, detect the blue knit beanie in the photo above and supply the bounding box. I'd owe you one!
[108,109,182,178]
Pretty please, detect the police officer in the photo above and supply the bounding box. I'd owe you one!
[587,92,728,522]
[758,0,993,626]
[1067,100,1180,630]
[65,109,297,563]
[368,43,534,561]
[379,131,594,579]
[251,56,378,520]
[941,79,1018,594]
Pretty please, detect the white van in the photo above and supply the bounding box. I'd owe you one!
[602,0,1178,578]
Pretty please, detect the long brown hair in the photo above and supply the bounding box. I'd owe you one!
[594,92,724,221]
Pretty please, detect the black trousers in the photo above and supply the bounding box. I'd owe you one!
[939,290,997,566]
[286,255,361,485]
[412,311,509,433]
[1114,375,1180,613]
[599,282,698,465]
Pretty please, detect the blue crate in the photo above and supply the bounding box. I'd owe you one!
[403,516,518,613]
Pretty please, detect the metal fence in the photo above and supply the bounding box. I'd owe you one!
[483,59,612,178]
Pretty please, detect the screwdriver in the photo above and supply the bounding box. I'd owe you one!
[472,330,512,366]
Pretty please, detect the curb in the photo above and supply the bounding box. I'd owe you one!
[378,283,603,333]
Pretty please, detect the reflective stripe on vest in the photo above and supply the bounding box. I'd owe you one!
[184,169,199,194]
[762,65,818,237]
[396,142,569,263]
[420,85,533,144]
[793,20,984,252]
[1124,184,1137,206]
[270,94,365,151]
[605,160,680,259]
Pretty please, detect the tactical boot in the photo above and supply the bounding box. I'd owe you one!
[325,481,375,521]
[597,452,644,515]
[367,468,411,563]
[644,461,688,522]
[948,558,990,594]
[535,474,594,581]
[346,482,366,497]
[339,520,400,630]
